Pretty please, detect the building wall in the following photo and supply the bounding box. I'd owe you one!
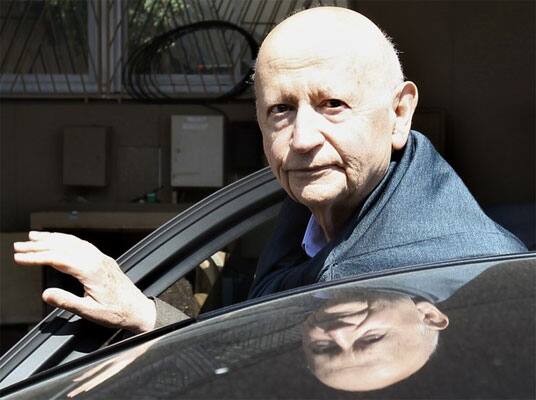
[0,102,258,231]
[357,1,535,206]
[1,1,534,234]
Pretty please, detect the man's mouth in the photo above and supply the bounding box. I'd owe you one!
[289,165,337,174]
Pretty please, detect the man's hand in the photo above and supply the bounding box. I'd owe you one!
[13,231,156,333]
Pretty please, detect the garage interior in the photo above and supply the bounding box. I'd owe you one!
[0,0,534,355]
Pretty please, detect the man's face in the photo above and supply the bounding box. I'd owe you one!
[255,53,395,211]
[302,292,440,391]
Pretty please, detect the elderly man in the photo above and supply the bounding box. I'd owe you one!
[14,7,526,333]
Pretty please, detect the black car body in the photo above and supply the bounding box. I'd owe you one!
[2,254,535,399]
[0,167,534,399]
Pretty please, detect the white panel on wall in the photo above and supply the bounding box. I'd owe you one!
[171,115,224,187]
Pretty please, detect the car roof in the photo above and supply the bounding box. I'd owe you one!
[4,255,535,399]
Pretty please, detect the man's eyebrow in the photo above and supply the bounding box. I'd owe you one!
[311,86,355,100]
[265,93,298,106]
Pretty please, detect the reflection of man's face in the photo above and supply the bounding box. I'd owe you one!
[303,292,448,391]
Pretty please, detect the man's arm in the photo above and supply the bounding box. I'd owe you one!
[13,231,157,333]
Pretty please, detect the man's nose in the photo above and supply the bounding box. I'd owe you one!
[290,105,324,153]
[326,323,359,351]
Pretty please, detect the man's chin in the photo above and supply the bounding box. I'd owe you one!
[290,185,344,209]
[285,171,349,209]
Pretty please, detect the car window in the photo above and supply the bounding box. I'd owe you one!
[157,215,279,317]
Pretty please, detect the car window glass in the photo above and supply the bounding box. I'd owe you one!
[156,215,279,317]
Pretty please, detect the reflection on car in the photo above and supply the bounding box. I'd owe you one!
[2,254,535,399]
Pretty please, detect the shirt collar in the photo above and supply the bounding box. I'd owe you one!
[301,214,328,257]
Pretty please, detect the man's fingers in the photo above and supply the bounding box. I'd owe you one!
[43,288,125,329]
[15,250,61,265]
[28,231,82,248]
[14,250,80,275]
[42,288,99,318]
[28,230,64,241]
[16,231,80,254]
[42,288,87,311]
[13,240,50,253]
[14,251,50,265]
[14,231,66,253]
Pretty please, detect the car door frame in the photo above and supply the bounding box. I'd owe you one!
[0,167,285,389]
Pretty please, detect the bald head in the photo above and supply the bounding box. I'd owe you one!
[256,7,404,98]
[254,6,418,237]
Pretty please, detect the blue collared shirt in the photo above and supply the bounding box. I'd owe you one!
[301,215,328,257]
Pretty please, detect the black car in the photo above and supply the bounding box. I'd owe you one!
[0,168,534,399]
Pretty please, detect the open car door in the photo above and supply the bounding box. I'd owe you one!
[0,167,285,389]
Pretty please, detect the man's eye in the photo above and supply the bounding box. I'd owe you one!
[309,340,340,355]
[269,104,291,115]
[354,334,385,350]
[322,99,346,108]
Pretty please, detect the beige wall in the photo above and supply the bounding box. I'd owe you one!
[0,102,257,231]
[0,1,534,234]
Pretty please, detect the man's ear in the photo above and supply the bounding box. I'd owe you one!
[415,301,449,331]
[391,81,419,151]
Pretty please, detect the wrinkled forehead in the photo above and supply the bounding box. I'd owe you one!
[256,32,376,77]
[255,56,358,96]
[254,44,392,104]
